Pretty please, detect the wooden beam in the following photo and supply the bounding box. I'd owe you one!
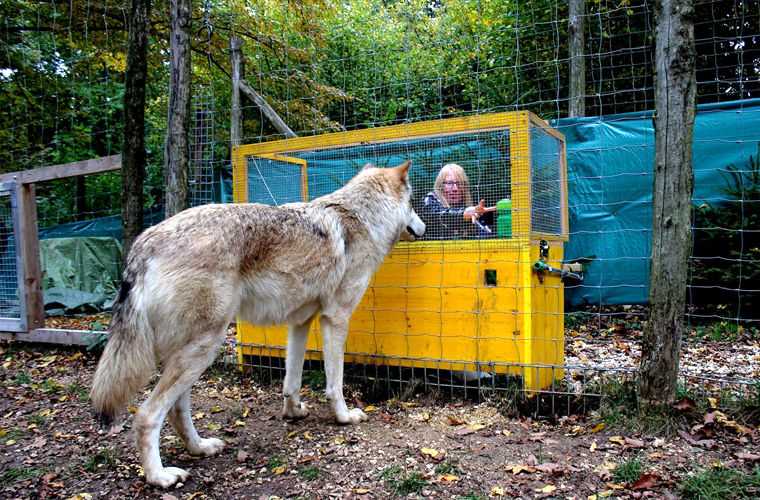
[15,328,107,346]
[0,155,121,185]
[15,183,44,331]
[239,80,298,139]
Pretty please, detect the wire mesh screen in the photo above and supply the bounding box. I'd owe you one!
[530,125,564,235]
[0,192,20,319]
[248,158,305,205]
[189,89,216,208]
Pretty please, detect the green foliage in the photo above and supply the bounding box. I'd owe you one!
[0,467,43,485]
[691,145,760,320]
[13,371,31,386]
[380,465,428,496]
[299,466,320,480]
[613,456,643,484]
[679,466,760,500]
[83,448,118,473]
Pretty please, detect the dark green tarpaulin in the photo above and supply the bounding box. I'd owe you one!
[554,98,760,306]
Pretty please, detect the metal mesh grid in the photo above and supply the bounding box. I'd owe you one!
[0,193,20,319]
[189,89,216,208]
[530,125,564,235]
[247,158,305,205]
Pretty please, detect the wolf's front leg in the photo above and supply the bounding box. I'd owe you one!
[320,314,367,424]
[282,319,313,419]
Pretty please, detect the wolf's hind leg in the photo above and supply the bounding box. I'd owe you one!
[320,314,367,425]
[282,318,313,419]
[168,390,224,456]
[135,329,226,488]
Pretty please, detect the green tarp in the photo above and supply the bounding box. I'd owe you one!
[554,98,760,306]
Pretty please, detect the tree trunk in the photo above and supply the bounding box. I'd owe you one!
[230,36,243,149]
[164,0,191,218]
[638,0,696,404]
[568,0,586,118]
[121,0,150,262]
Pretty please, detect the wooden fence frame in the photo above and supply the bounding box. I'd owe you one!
[0,155,121,345]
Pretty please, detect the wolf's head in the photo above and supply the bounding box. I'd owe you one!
[359,160,425,241]
[390,161,426,241]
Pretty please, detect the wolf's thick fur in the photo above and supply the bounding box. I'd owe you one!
[90,162,425,487]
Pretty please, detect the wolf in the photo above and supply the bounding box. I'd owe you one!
[89,161,425,487]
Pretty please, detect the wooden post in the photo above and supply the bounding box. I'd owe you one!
[638,0,696,404]
[568,0,586,117]
[14,183,44,331]
[164,0,192,218]
[122,0,150,261]
[230,36,243,148]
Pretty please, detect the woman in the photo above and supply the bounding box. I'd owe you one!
[422,163,493,239]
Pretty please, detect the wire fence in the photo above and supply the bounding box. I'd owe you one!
[0,0,758,409]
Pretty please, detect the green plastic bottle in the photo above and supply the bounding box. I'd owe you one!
[496,198,512,238]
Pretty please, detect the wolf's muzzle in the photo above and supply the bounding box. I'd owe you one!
[406,225,421,238]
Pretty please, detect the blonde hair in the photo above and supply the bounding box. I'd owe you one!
[433,163,473,208]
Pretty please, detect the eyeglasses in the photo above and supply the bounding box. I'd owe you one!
[443,181,464,188]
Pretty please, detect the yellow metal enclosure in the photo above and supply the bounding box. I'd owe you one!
[233,112,568,390]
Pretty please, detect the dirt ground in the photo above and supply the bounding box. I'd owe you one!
[0,339,758,499]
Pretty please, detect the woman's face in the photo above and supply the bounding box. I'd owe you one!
[443,171,464,205]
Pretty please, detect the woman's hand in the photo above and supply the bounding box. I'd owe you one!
[463,199,495,220]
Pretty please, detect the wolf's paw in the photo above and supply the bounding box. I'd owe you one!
[282,399,309,420]
[336,407,368,425]
[146,466,190,488]
[191,437,225,456]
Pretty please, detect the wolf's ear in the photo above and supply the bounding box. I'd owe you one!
[395,160,411,181]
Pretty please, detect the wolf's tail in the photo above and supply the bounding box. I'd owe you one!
[90,279,155,427]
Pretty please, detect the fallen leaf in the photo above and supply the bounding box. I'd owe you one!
[234,420,245,427]
[236,450,249,463]
[535,462,563,475]
[303,431,315,440]
[631,472,660,490]
[608,436,626,446]
[421,447,444,460]
[193,412,206,420]
[737,452,760,462]
[447,415,465,426]
[624,437,646,449]
[707,397,718,409]
[363,405,378,413]
[67,494,93,500]
[210,405,223,413]
[272,465,286,475]
[353,488,370,494]
[161,495,179,500]
[590,441,598,452]
[508,464,536,474]
[490,485,505,496]
[205,422,221,432]
[536,484,557,494]
[591,422,606,433]
[438,474,460,482]
[242,407,250,418]
[672,397,696,412]
[333,436,346,445]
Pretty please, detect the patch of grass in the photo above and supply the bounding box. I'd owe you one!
[694,321,744,342]
[268,456,285,469]
[614,456,643,484]
[13,371,31,385]
[83,448,118,473]
[2,428,24,441]
[435,460,460,475]
[40,379,62,394]
[679,466,760,499]
[65,382,89,401]
[28,414,46,427]
[299,466,320,480]
[457,495,486,500]
[0,467,43,485]
[303,370,326,390]
[380,465,428,496]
